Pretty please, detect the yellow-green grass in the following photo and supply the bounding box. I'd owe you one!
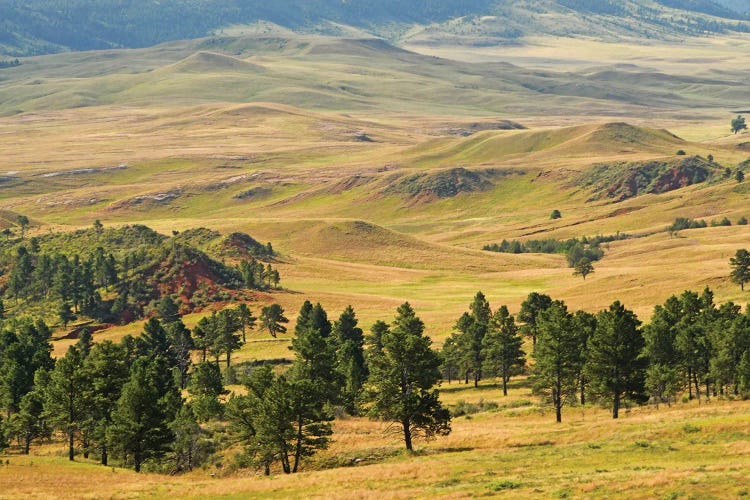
[2,378,748,499]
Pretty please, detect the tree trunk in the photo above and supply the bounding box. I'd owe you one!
[134,453,141,473]
[24,433,31,455]
[68,429,75,461]
[101,445,108,466]
[613,392,620,419]
[474,372,479,388]
[403,418,413,451]
[83,435,89,459]
[226,350,231,368]
[705,380,710,402]
[580,376,586,406]
[502,376,508,397]
[694,374,701,404]
[688,367,693,399]
[293,417,303,473]
[264,463,270,476]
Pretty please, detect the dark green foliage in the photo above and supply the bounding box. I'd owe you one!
[484,233,626,268]
[732,115,748,134]
[188,362,226,422]
[481,305,525,396]
[730,249,750,291]
[518,292,553,345]
[586,301,647,418]
[738,216,748,225]
[6,369,50,454]
[578,156,718,201]
[452,292,492,387]
[0,225,279,327]
[156,296,181,325]
[107,356,180,472]
[550,209,562,219]
[83,340,129,465]
[573,257,595,280]
[365,303,451,451]
[169,404,213,473]
[333,306,368,414]
[44,344,90,461]
[668,217,708,236]
[737,170,745,183]
[235,303,256,343]
[531,301,582,423]
[260,304,289,338]
[0,320,54,416]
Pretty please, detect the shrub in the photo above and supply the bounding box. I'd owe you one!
[676,150,686,156]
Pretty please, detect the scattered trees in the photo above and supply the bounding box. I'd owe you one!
[573,257,594,280]
[260,304,289,338]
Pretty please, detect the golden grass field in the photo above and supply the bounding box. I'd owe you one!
[1,30,750,497]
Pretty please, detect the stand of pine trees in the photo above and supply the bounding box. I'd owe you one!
[2,285,750,474]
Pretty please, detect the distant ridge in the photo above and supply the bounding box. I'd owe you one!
[1,0,749,56]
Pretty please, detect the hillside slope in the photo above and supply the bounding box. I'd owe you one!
[1,0,749,56]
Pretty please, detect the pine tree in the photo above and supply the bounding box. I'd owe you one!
[519,292,553,346]
[8,369,50,454]
[156,295,180,325]
[586,301,646,419]
[455,292,491,387]
[83,340,129,465]
[235,303,256,343]
[260,304,289,338]
[531,301,581,423]
[169,404,211,473]
[108,356,180,472]
[215,309,243,368]
[730,249,750,291]
[365,303,451,451]
[333,306,368,414]
[44,345,90,461]
[188,362,226,422]
[481,305,525,396]
[286,301,341,472]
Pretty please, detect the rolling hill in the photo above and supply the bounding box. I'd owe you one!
[1,0,750,56]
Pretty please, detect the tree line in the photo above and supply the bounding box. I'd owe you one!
[441,289,750,423]
[0,298,450,474]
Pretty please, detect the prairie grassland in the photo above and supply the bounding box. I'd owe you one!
[1,379,748,499]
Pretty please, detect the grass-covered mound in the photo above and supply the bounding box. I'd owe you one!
[578,155,721,201]
[0,224,279,328]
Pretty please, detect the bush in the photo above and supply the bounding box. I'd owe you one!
[739,217,748,226]
[550,209,562,220]
[676,150,687,156]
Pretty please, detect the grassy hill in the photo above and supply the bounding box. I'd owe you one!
[2,0,750,56]
[1,25,750,498]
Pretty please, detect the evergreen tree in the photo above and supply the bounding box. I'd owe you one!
[365,303,451,451]
[235,303,256,343]
[643,296,683,406]
[455,292,491,387]
[260,304,289,338]
[531,301,581,423]
[218,308,243,368]
[481,305,525,396]
[226,367,295,475]
[730,249,750,291]
[108,356,180,472]
[83,340,129,465]
[156,295,180,325]
[7,369,50,454]
[585,301,646,419]
[44,345,90,461]
[286,301,342,472]
[440,334,462,384]
[188,362,226,422]
[57,302,75,329]
[333,306,368,413]
[169,404,211,473]
[519,292,553,346]
[573,310,596,405]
